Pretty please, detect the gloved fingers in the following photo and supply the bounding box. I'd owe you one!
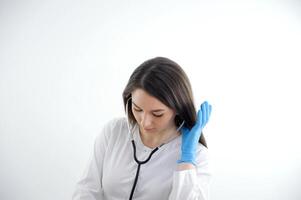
[205,102,212,123]
[200,101,208,127]
[202,101,208,126]
[196,107,203,127]
[209,104,212,118]
[200,101,212,128]
[196,101,212,129]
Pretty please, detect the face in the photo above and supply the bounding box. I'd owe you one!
[131,88,177,135]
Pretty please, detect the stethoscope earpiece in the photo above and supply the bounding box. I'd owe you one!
[176,120,185,132]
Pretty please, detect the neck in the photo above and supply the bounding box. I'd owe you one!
[139,126,180,148]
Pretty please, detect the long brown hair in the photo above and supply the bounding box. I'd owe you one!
[122,57,207,148]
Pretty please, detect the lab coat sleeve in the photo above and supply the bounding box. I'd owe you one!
[168,146,212,200]
[72,121,111,200]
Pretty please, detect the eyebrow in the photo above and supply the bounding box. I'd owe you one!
[132,101,165,112]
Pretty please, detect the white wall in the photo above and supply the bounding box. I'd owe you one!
[1,0,301,200]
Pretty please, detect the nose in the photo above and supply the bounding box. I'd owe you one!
[141,113,153,129]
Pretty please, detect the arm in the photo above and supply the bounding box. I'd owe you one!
[169,146,212,200]
[169,101,212,200]
[177,163,195,171]
[72,123,110,200]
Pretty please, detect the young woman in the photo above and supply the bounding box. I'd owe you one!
[73,57,212,200]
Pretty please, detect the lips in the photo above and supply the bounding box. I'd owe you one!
[144,128,155,132]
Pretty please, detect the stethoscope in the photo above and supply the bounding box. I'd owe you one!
[125,97,184,200]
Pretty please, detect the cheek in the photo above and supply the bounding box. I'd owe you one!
[159,115,175,127]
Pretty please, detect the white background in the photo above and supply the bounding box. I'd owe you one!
[1,0,301,200]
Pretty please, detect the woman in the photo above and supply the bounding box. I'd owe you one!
[72,57,212,200]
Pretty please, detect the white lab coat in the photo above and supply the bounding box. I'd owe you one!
[72,117,211,200]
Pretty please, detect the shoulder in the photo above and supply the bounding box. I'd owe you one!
[197,143,209,153]
[195,143,210,167]
[103,117,127,131]
[193,143,212,184]
[96,117,128,141]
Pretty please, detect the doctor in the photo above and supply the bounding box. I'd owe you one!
[72,57,212,200]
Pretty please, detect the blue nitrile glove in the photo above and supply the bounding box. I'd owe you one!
[178,101,212,165]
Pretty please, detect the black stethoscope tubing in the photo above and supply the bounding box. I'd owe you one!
[128,140,160,200]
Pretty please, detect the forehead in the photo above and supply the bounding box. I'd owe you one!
[131,88,169,109]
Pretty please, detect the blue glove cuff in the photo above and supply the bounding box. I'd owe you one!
[177,152,197,166]
[177,159,197,166]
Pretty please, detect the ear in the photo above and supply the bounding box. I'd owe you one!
[174,114,184,126]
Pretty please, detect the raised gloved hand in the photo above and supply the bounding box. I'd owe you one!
[178,101,212,165]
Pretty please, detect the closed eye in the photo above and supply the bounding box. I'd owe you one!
[133,108,142,112]
[133,108,163,117]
